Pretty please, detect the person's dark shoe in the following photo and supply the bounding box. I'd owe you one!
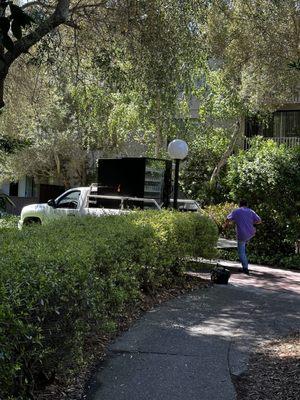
[243,269,250,275]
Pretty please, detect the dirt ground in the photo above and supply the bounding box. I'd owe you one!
[234,332,300,400]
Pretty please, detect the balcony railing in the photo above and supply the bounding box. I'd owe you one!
[244,136,300,149]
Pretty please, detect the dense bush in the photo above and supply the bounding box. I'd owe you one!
[201,202,237,238]
[0,215,18,230]
[0,211,217,399]
[227,138,300,213]
[226,138,300,263]
[180,127,230,203]
[279,254,300,270]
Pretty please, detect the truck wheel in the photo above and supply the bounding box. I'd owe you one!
[24,218,41,226]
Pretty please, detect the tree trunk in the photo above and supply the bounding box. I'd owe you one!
[154,94,164,157]
[210,119,242,183]
[0,74,6,109]
[155,126,164,157]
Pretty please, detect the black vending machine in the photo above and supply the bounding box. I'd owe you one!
[97,157,172,207]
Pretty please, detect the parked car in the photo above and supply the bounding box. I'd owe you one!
[18,185,161,228]
[168,199,201,212]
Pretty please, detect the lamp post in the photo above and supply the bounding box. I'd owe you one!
[167,139,188,210]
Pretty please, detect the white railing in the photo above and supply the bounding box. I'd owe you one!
[271,136,300,146]
[244,136,300,149]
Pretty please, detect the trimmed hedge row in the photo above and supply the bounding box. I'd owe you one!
[0,215,19,230]
[0,211,217,399]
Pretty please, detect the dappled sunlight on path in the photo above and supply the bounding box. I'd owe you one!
[88,262,300,400]
[229,264,300,295]
[193,260,300,296]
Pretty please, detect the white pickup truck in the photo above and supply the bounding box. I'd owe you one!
[18,185,161,228]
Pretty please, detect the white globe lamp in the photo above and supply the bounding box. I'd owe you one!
[167,139,189,160]
[167,139,188,209]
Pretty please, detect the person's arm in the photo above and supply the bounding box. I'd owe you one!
[252,210,262,225]
[223,211,235,230]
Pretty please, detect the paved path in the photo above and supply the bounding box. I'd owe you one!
[87,263,300,400]
[217,238,237,249]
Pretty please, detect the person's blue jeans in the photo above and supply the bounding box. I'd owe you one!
[238,241,248,271]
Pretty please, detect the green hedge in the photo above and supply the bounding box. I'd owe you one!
[0,215,18,230]
[226,139,300,262]
[0,211,217,399]
[279,254,300,270]
[201,202,300,269]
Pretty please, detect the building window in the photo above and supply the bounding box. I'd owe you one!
[25,176,34,197]
[273,111,300,137]
[245,115,273,138]
[246,110,300,138]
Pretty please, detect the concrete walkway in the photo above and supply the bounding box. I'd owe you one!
[217,238,237,249]
[86,262,300,400]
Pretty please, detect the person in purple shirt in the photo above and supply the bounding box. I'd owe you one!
[225,200,261,275]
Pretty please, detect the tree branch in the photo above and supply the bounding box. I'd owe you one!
[210,120,241,183]
[71,1,107,12]
[64,20,80,29]
[21,1,55,11]
[5,0,70,66]
[0,0,70,108]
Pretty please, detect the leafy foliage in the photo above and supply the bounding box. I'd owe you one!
[227,138,300,214]
[206,0,300,112]
[0,211,217,398]
[279,254,300,270]
[180,127,231,203]
[226,138,300,262]
[0,214,18,227]
[0,0,208,184]
[201,202,237,239]
[0,75,137,186]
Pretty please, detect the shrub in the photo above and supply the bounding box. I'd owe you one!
[180,127,230,203]
[279,254,300,270]
[201,202,237,238]
[0,215,18,230]
[226,138,300,262]
[227,138,300,212]
[0,211,217,399]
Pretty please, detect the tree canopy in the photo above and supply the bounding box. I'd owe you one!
[206,0,300,112]
[1,0,300,186]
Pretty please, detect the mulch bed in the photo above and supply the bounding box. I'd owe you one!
[234,332,300,400]
[36,274,211,400]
